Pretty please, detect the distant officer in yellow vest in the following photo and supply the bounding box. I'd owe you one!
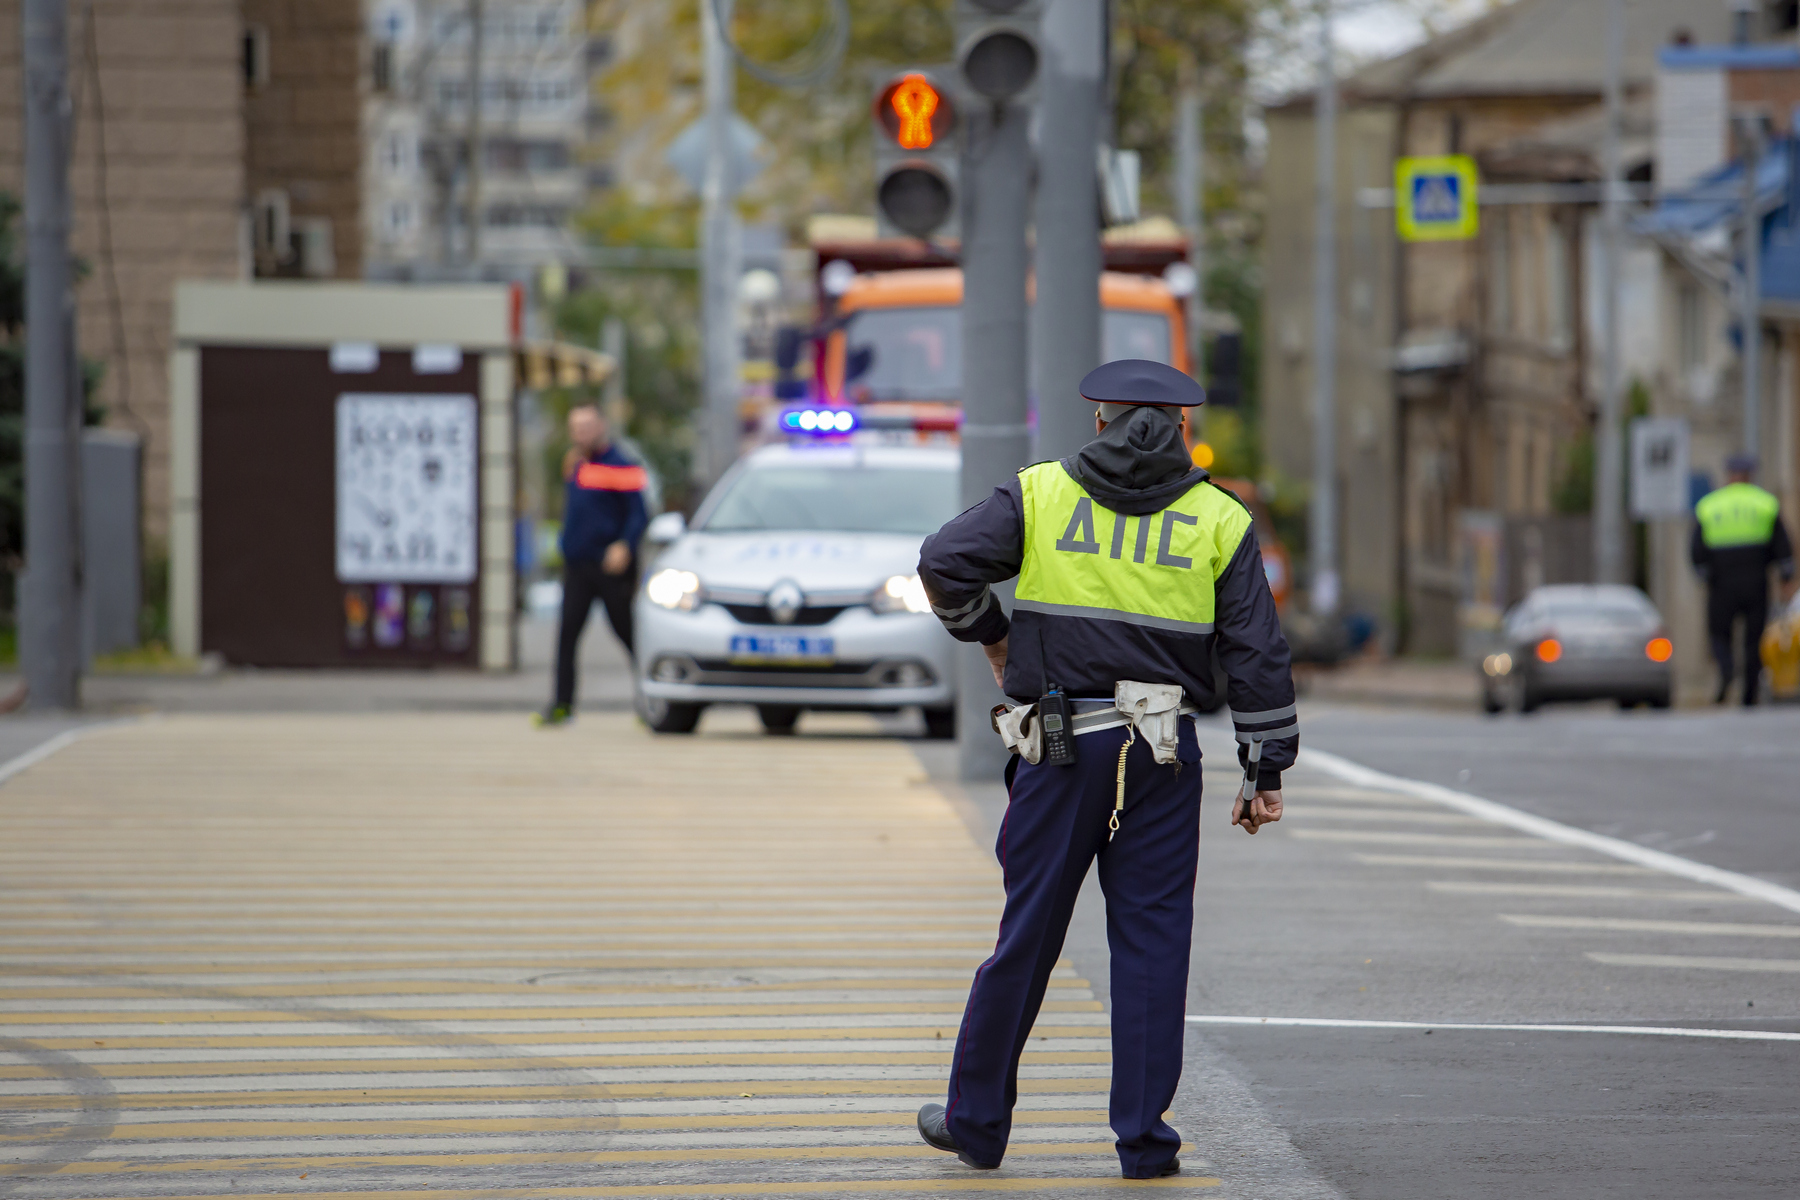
[1692,454,1796,705]
[911,359,1296,1179]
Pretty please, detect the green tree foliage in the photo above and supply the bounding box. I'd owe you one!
[0,192,107,617]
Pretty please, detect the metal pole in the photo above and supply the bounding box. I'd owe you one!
[601,315,628,430]
[1176,82,1203,377]
[1594,0,1627,585]
[1030,0,1104,463]
[698,0,741,489]
[957,99,1033,780]
[20,0,80,710]
[1740,121,1763,457]
[465,0,484,264]
[1309,1,1339,616]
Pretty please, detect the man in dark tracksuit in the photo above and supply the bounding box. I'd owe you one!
[1691,453,1797,706]
[539,404,648,726]
[912,360,1297,1179]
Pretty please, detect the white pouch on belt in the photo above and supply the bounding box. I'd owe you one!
[1113,681,1186,765]
[991,703,1043,765]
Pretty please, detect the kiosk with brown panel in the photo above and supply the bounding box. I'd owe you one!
[169,283,524,671]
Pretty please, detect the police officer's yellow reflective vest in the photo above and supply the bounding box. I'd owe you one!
[1696,482,1781,549]
[1014,461,1251,634]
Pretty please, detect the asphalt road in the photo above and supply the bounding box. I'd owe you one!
[920,700,1800,1200]
[3,695,1795,1197]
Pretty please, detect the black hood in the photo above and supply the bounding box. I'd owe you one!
[1062,405,1206,516]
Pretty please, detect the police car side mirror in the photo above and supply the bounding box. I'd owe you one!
[645,511,686,546]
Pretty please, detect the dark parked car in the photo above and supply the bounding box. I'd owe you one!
[1480,584,1674,714]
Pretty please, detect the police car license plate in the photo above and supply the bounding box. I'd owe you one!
[729,635,834,662]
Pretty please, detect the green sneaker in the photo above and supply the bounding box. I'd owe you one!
[533,705,572,727]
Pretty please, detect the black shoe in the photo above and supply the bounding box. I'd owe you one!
[1125,1158,1181,1179]
[916,1103,998,1170]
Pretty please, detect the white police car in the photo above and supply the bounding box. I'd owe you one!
[633,442,962,736]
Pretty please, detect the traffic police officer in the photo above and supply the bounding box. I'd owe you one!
[911,359,1297,1179]
[1692,453,1796,705]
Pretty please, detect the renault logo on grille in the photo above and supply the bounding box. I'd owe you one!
[767,580,804,625]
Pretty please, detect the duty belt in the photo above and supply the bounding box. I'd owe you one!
[1067,697,1202,734]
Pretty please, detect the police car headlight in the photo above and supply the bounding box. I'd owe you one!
[872,573,931,615]
[646,568,702,611]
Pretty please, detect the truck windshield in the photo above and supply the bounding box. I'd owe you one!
[844,305,1173,402]
[1103,310,1172,364]
[701,466,960,535]
[844,308,961,401]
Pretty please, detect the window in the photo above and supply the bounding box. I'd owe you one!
[1486,210,1511,334]
[372,42,395,93]
[1102,311,1173,364]
[381,131,415,175]
[699,466,960,536]
[242,24,270,89]
[1678,282,1704,374]
[1543,219,1571,351]
[383,201,415,238]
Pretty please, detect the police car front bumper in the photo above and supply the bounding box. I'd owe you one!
[633,597,957,711]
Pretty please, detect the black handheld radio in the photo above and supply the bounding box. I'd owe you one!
[1036,627,1077,767]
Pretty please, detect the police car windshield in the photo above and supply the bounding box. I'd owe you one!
[700,465,959,536]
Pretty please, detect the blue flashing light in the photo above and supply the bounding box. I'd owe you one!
[781,408,859,435]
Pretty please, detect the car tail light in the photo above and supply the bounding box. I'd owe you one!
[1645,636,1673,663]
[1535,638,1563,664]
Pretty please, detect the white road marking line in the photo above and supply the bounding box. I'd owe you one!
[1352,854,1653,874]
[1500,913,1800,938]
[1585,952,1800,973]
[1289,830,1545,847]
[1426,881,1757,901]
[0,728,87,787]
[1306,747,1800,916]
[1284,809,1488,826]
[1185,1015,1800,1043]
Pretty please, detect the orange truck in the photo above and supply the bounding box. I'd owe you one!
[782,231,1192,434]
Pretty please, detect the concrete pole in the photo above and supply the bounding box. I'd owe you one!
[1030,0,1104,463]
[698,0,741,489]
[1740,121,1763,458]
[1309,1,1339,615]
[957,100,1034,780]
[465,0,484,264]
[20,0,80,710]
[601,315,628,430]
[1176,83,1203,378]
[1594,0,1628,585]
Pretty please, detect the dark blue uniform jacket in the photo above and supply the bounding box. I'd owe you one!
[561,443,649,564]
[917,409,1298,790]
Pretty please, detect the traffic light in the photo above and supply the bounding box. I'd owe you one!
[873,70,959,240]
[954,0,1041,103]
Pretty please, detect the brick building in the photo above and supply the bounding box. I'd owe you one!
[0,0,245,547]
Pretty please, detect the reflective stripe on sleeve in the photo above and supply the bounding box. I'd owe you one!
[1013,598,1215,635]
[1235,722,1298,743]
[931,588,992,621]
[1228,703,1297,725]
[937,589,997,630]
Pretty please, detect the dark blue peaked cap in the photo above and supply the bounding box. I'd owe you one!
[1077,358,1206,407]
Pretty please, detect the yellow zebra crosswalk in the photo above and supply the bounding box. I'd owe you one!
[0,712,1218,1197]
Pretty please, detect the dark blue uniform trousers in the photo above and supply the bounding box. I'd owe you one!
[944,721,1201,1177]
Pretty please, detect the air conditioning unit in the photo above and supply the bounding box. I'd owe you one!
[296,218,336,278]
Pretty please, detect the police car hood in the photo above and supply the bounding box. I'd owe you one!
[659,531,925,598]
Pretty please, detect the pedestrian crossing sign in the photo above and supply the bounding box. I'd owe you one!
[1395,155,1479,242]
